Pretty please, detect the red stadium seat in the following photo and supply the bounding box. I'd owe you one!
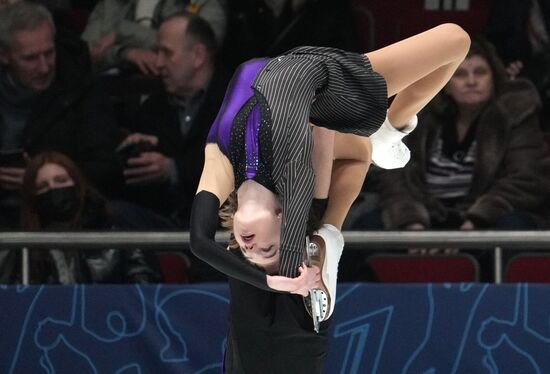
[367,253,480,282]
[504,254,550,283]
[158,252,190,283]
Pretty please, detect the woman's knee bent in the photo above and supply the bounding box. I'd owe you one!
[435,23,471,61]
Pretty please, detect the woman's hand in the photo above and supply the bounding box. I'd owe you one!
[460,219,475,230]
[266,264,320,296]
[505,60,523,80]
[404,222,426,230]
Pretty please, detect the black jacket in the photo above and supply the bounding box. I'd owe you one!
[121,68,230,227]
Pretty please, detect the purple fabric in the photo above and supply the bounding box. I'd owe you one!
[207,58,269,157]
[245,104,261,179]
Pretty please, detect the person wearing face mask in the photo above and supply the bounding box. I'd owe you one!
[377,37,550,280]
[0,151,159,284]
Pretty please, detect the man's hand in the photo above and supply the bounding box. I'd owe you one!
[126,48,159,75]
[0,167,25,190]
[117,133,158,151]
[266,264,321,296]
[124,152,172,185]
[89,32,116,65]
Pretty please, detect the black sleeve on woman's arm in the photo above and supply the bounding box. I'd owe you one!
[190,191,272,291]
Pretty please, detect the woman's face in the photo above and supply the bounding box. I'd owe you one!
[35,163,74,195]
[233,203,281,274]
[446,54,493,107]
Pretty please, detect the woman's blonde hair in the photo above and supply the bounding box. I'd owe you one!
[219,190,240,249]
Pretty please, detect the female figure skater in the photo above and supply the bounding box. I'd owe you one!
[190,24,471,292]
[190,24,470,371]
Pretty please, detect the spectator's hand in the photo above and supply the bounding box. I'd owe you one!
[124,151,171,185]
[506,60,523,80]
[460,219,475,230]
[0,167,25,190]
[126,48,159,75]
[409,248,459,255]
[117,133,158,151]
[404,222,426,230]
[404,222,428,254]
[266,264,321,296]
[89,32,116,64]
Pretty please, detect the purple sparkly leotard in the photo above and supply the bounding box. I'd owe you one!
[207,58,269,180]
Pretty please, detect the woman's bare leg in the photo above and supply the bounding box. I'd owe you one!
[311,125,335,199]
[322,133,372,229]
[366,23,470,127]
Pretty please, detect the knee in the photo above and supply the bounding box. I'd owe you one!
[438,23,471,59]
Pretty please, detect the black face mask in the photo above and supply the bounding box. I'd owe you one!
[35,186,80,224]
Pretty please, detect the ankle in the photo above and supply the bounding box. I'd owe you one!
[387,114,418,134]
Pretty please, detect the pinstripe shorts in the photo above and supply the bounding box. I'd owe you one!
[259,46,388,137]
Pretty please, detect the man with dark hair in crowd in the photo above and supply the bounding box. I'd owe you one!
[0,1,123,228]
[114,11,229,230]
[81,0,226,74]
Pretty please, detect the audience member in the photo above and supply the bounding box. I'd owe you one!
[222,0,360,70]
[0,1,123,228]
[2,0,93,76]
[114,11,229,231]
[485,0,550,75]
[0,151,159,284]
[81,0,227,73]
[377,38,550,279]
[484,0,550,129]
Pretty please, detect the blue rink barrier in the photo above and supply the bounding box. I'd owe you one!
[1,283,550,373]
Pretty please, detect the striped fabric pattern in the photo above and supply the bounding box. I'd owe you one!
[253,47,387,277]
[425,136,477,200]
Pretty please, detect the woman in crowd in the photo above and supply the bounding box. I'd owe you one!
[9,151,158,284]
[378,37,550,278]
